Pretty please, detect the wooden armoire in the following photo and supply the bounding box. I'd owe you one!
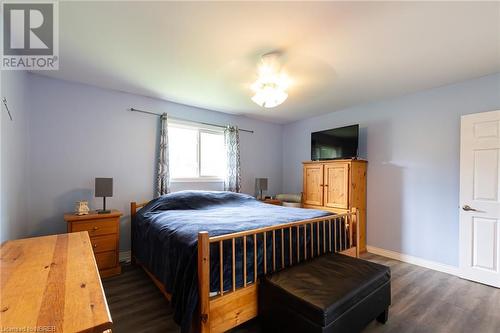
[302,159,367,252]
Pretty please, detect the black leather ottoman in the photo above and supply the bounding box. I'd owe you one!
[259,254,391,333]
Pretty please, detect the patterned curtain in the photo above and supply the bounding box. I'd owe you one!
[224,126,241,193]
[156,113,170,197]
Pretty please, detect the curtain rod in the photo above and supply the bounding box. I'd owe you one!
[129,108,254,134]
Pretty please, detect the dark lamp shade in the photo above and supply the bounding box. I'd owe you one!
[255,178,268,191]
[95,178,113,197]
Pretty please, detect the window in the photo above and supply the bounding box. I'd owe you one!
[168,122,226,181]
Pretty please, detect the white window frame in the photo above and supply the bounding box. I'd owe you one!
[168,120,225,183]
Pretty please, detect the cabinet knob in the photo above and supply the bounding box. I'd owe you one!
[92,226,99,230]
[93,244,97,248]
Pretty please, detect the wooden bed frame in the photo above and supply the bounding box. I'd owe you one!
[131,201,360,333]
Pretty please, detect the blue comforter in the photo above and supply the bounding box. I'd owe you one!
[132,191,333,332]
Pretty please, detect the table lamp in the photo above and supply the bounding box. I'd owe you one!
[95,178,113,214]
[255,178,268,200]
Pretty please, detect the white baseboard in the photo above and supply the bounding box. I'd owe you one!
[119,250,132,263]
[366,245,460,277]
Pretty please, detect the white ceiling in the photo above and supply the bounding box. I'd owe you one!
[36,1,500,123]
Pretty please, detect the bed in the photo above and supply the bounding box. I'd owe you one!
[131,191,359,333]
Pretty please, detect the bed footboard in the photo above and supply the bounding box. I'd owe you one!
[197,208,360,333]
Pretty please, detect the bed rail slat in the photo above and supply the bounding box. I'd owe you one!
[263,232,267,274]
[232,238,236,292]
[296,226,300,263]
[354,208,360,258]
[219,241,224,296]
[304,224,307,260]
[316,222,320,255]
[272,230,276,271]
[340,218,343,250]
[253,234,257,284]
[289,227,292,266]
[334,218,337,252]
[310,223,314,258]
[328,219,332,252]
[345,217,351,247]
[281,229,285,269]
[349,214,353,248]
[323,221,326,254]
[243,236,247,287]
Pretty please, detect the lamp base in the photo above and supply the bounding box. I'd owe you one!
[97,196,110,214]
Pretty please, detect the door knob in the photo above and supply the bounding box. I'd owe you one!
[462,205,478,212]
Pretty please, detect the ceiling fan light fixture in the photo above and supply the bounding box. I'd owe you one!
[251,86,288,109]
[251,53,290,108]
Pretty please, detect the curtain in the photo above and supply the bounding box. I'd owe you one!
[156,113,170,197]
[224,126,241,192]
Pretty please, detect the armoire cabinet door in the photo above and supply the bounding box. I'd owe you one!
[324,163,349,209]
[303,164,324,206]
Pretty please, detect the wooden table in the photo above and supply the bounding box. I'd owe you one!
[1,232,112,332]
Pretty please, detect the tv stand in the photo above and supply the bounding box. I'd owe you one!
[302,159,367,252]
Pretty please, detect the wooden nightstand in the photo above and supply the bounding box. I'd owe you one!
[64,210,122,278]
[261,199,282,206]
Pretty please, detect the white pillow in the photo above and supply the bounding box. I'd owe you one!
[282,202,301,208]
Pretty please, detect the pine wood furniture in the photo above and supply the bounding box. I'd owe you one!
[131,201,359,333]
[0,232,113,333]
[261,198,282,205]
[303,159,367,252]
[64,210,122,278]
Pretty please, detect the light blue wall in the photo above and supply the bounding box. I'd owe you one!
[3,71,499,264]
[1,71,31,242]
[282,73,500,266]
[25,73,283,250]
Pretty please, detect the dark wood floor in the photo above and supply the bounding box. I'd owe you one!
[102,253,500,333]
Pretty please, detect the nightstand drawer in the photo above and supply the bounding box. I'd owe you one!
[90,234,117,253]
[95,251,117,270]
[72,218,118,236]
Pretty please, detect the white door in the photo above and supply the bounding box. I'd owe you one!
[459,110,500,288]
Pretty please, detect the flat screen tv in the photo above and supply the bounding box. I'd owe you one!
[311,125,359,160]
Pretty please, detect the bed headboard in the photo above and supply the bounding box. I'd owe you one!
[130,201,150,218]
